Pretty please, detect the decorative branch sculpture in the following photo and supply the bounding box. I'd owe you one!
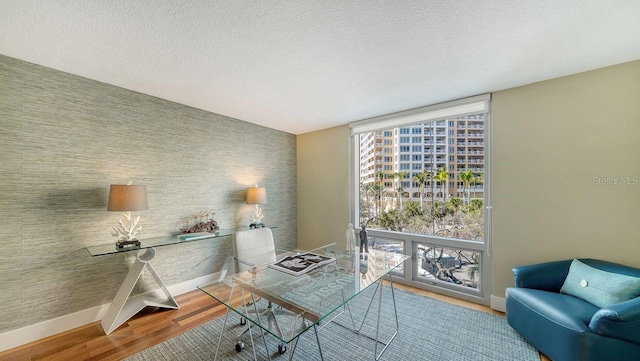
[111,212,142,241]
[179,209,220,234]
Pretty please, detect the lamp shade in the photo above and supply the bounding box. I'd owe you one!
[107,185,148,211]
[246,186,267,205]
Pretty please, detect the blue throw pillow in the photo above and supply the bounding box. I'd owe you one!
[560,259,640,308]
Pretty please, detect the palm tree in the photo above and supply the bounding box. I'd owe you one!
[393,171,409,209]
[360,182,374,216]
[412,170,430,210]
[472,173,484,200]
[459,170,476,205]
[376,171,386,215]
[371,182,382,215]
[434,166,449,202]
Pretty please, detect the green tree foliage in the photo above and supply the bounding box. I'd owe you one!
[403,200,423,217]
[412,170,430,210]
[449,197,462,210]
[434,166,449,202]
[378,209,403,231]
[359,182,484,241]
[458,170,476,205]
[469,199,483,211]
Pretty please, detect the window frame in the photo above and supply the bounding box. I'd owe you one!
[349,94,493,305]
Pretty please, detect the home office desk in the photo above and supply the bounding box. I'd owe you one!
[198,247,409,361]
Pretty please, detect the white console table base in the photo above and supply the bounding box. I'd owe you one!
[101,248,179,334]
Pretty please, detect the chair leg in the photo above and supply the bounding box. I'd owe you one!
[267,301,287,353]
[236,299,289,355]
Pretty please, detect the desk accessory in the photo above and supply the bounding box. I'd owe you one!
[359,218,374,254]
[178,209,220,234]
[346,223,356,251]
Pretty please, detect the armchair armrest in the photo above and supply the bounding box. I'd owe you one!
[589,297,640,345]
[512,260,573,292]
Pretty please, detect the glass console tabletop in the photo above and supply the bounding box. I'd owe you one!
[198,246,409,360]
[85,229,234,256]
[86,227,277,257]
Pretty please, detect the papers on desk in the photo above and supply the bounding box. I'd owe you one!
[269,252,335,276]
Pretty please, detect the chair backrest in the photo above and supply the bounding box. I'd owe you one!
[234,228,277,272]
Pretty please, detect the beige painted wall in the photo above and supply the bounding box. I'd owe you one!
[492,59,640,297]
[297,125,351,250]
[296,60,640,303]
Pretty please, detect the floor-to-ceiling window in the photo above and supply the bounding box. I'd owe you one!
[350,95,492,304]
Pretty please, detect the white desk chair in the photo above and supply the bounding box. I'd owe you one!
[234,227,289,354]
[235,227,277,272]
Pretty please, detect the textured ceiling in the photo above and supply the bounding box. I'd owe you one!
[1,1,640,134]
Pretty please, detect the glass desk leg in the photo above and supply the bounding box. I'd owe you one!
[333,274,400,360]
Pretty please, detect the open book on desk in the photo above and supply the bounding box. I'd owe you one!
[269,252,335,276]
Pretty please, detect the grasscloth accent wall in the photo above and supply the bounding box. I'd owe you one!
[0,54,297,334]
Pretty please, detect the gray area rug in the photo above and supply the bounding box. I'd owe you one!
[126,287,537,360]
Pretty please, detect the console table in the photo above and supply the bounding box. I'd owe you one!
[86,229,236,334]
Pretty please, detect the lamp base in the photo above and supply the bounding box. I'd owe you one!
[249,222,265,228]
[116,239,141,249]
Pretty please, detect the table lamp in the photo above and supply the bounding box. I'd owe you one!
[108,182,148,248]
[246,185,267,228]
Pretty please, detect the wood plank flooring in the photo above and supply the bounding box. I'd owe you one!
[0,285,547,361]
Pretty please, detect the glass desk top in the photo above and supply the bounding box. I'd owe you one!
[197,246,409,344]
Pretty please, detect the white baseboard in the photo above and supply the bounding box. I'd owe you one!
[0,270,226,353]
[491,295,506,312]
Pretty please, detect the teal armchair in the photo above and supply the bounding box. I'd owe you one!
[506,259,640,361]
